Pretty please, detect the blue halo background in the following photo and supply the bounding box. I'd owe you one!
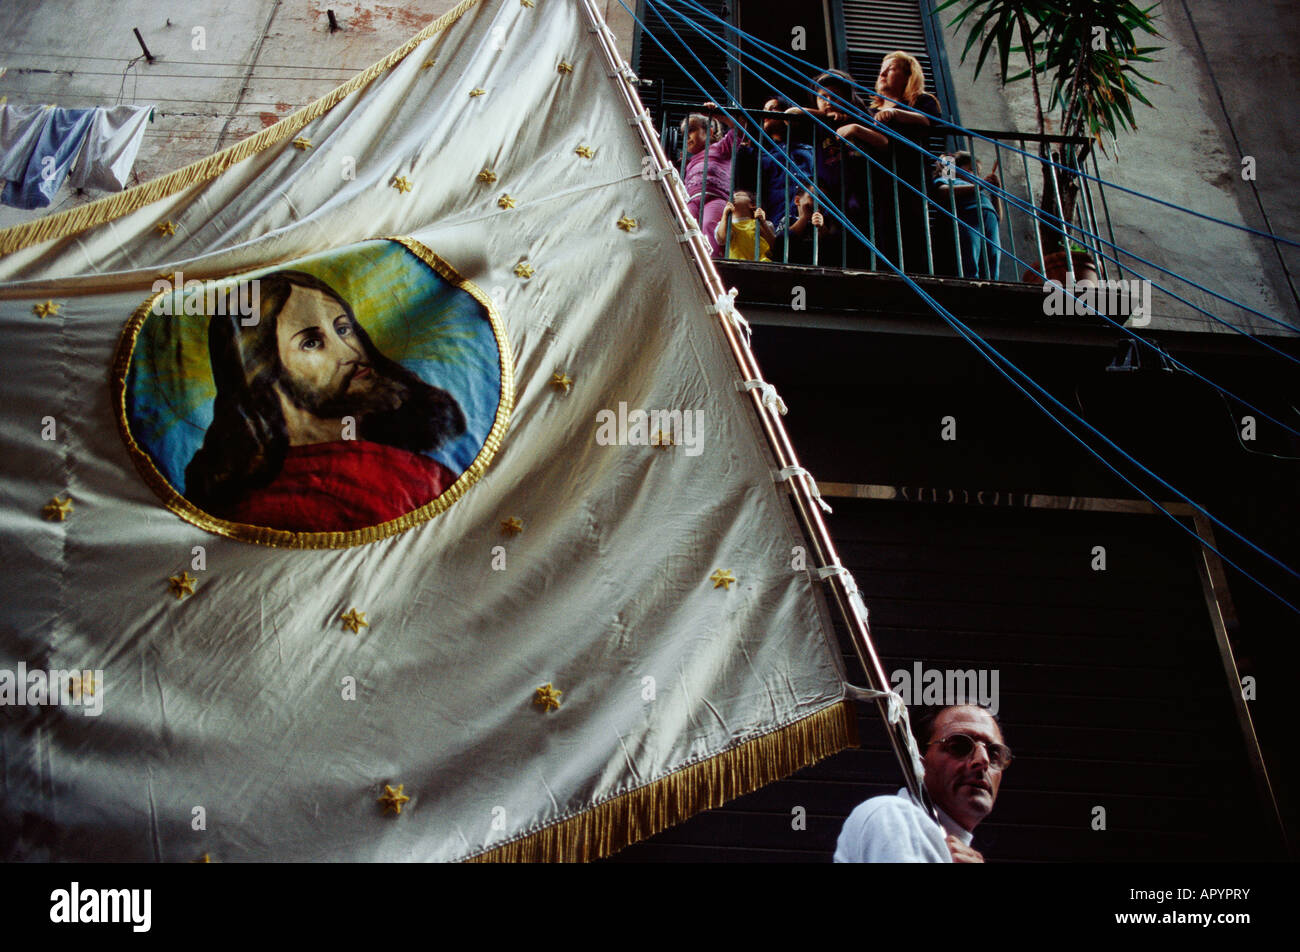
[125,239,503,499]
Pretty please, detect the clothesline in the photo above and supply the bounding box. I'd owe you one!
[18,93,315,107]
[0,49,369,71]
[0,103,152,209]
[5,66,364,82]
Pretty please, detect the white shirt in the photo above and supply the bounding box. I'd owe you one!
[833,788,973,863]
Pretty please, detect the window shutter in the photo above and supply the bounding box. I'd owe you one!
[837,0,958,125]
[632,0,735,125]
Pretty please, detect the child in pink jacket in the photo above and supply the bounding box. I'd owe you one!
[680,102,737,256]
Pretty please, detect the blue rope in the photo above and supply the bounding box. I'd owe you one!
[624,0,1300,614]
[662,0,1300,252]
[658,0,1300,344]
[643,0,1300,440]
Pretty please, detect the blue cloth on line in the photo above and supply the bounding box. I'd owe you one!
[1,108,95,209]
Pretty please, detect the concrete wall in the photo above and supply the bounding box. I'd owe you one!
[0,0,636,229]
[934,0,1300,336]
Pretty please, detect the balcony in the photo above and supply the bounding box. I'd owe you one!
[659,100,1138,332]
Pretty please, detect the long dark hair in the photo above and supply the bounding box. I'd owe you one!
[813,69,867,117]
[184,270,466,516]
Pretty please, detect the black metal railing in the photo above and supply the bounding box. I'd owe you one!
[659,101,1121,285]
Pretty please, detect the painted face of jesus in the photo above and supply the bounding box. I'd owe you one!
[273,285,404,422]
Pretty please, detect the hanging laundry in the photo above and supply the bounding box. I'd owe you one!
[0,104,51,184]
[68,104,152,193]
[1,107,94,209]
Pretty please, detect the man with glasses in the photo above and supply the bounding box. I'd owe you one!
[834,704,1011,863]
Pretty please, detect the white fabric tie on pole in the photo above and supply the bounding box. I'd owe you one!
[819,563,928,790]
[816,563,871,626]
[843,684,926,786]
[776,465,832,513]
[652,164,691,207]
[711,287,754,346]
[738,377,785,415]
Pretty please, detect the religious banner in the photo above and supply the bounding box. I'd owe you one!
[118,238,509,543]
[0,0,854,861]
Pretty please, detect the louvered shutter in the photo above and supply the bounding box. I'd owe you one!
[632,0,734,127]
[838,0,956,122]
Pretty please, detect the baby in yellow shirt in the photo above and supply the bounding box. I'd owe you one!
[715,190,776,261]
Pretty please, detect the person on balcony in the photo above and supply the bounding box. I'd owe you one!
[734,96,815,248]
[932,151,1002,279]
[829,52,942,275]
[715,190,776,262]
[776,190,825,265]
[788,70,871,269]
[679,102,737,256]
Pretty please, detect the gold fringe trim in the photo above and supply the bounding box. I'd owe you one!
[0,0,483,258]
[466,700,859,863]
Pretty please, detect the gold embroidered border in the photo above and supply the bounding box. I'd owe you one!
[466,700,859,862]
[0,0,482,257]
[110,236,514,549]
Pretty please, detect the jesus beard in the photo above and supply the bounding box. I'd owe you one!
[278,364,410,422]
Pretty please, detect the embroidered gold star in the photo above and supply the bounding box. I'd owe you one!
[477,168,497,184]
[497,194,517,209]
[520,0,535,7]
[469,87,486,98]
[378,783,411,816]
[168,571,197,599]
[652,430,675,449]
[292,136,312,150]
[710,569,737,590]
[557,61,573,74]
[550,372,573,393]
[42,495,72,521]
[514,262,535,279]
[193,853,211,863]
[32,300,60,319]
[421,58,437,69]
[574,145,594,159]
[341,608,369,634]
[617,215,637,231]
[501,517,524,535]
[156,220,176,236]
[534,683,562,712]
[390,175,413,194]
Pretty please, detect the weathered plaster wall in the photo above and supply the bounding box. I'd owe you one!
[934,0,1299,335]
[0,0,636,229]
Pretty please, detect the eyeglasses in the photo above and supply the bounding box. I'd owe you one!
[928,733,1013,770]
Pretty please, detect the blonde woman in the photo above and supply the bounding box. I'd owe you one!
[835,52,943,272]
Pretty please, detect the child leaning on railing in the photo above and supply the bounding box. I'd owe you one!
[715,190,777,262]
[931,151,1002,280]
[680,101,737,256]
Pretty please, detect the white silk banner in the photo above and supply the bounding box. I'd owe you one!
[0,0,851,861]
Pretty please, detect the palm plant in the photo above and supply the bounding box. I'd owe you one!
[935,0,1163,257]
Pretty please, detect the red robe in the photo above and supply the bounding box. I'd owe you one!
[226,440,457,532]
